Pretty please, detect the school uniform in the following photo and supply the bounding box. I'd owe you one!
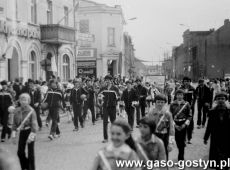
[85,85,96,124]
[195,84,212,126]
[136,135,166,170]
[22,86,42,128]
[147,108,175,157]
[12,105,37,170]
[43,88,65,136]
[0,89,13,141]
[121,88,138,129]
[180,84,196,141]
[134,85,147,125]
[99,85,119,140]
[70,87,88,129]
[170,100,192,160]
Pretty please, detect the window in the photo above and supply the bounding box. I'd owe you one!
[64,6,68,26]
[63,55,70,81]
[29,51,36,80]
[79,20,89,33]
[108,27,115,46]
[31,0,37,24]
[47,0,53,24]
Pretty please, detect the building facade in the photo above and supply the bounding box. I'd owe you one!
[75,0,125,78]
[0,0,76,82]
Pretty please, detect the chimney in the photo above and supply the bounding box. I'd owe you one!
[224,19,230,25]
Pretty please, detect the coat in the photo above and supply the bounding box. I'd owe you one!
[121,88,138,109]
[195,85,212,104]
[204,105,230,162]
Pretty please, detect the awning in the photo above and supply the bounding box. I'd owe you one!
[5,47,14,59]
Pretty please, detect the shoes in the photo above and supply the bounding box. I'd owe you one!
[1,139,5,142]
[54,134,61,138]
[48,135,54,140]
[93,122,96,125]
[102,139,108,143]
[197,125,201,129]
[187,141,192,144]
[73,128,79,131]
[81,123,84,128]
[136,125,139,128]
[46,123,49,127]
[202,125,205,128]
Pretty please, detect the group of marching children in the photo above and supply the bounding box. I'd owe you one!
[91,76,196,170]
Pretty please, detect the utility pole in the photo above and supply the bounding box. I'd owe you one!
[73,0,79,77]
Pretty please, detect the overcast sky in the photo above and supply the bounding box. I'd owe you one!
[92,0,230,65]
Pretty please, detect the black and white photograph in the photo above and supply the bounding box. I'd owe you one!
[0,0,230,169]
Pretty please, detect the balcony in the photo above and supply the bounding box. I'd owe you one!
[40,24,76,44]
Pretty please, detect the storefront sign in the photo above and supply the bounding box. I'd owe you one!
[77,49,94,58]
[0,20,40,39]
[77,61,96,68]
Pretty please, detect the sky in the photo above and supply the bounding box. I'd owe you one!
[92,0,230,65]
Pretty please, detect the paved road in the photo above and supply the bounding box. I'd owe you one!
[1,109,210,170]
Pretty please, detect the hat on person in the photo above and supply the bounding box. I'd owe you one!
[104,75,113,80]
[0,80,7,86]
[214,92,228,100]
[175,89,185,96]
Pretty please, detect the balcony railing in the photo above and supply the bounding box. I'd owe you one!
[40,24,76,44]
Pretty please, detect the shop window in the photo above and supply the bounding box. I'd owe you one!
[108,27,115,47]
[63,54,70,81]
[29,51,36,80]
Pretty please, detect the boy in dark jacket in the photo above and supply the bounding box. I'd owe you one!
[99,75,119,143]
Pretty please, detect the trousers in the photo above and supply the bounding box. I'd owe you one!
[175,127,187,161]
[103,107,116,140]
[125,107,135,129]
[17,129,35,170]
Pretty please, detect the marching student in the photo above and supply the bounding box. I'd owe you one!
[0,80,14,142]
[204,92,230,170]
[91,119,140,170]
[42,79,65,140]
[99,75,120,143]
[136,117,166,170]
[121,80,138,130]
[85,78,96,125]
[11,93,37,170]
[169,89,192,161]
[70,78,88,131]
[195,79,212,129]
[147,94,175,158]
[134,78,147,128]
[22,79,42,130]
[179,77,196,144]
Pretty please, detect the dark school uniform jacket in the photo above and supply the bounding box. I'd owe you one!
[99,85,120,108]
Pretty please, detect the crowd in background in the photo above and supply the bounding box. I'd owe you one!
[1,75,230,170]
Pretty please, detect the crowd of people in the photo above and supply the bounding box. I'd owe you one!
[0,75,230,170]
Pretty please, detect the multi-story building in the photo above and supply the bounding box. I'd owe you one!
[75,0,125,78]
[0,0,76,82]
